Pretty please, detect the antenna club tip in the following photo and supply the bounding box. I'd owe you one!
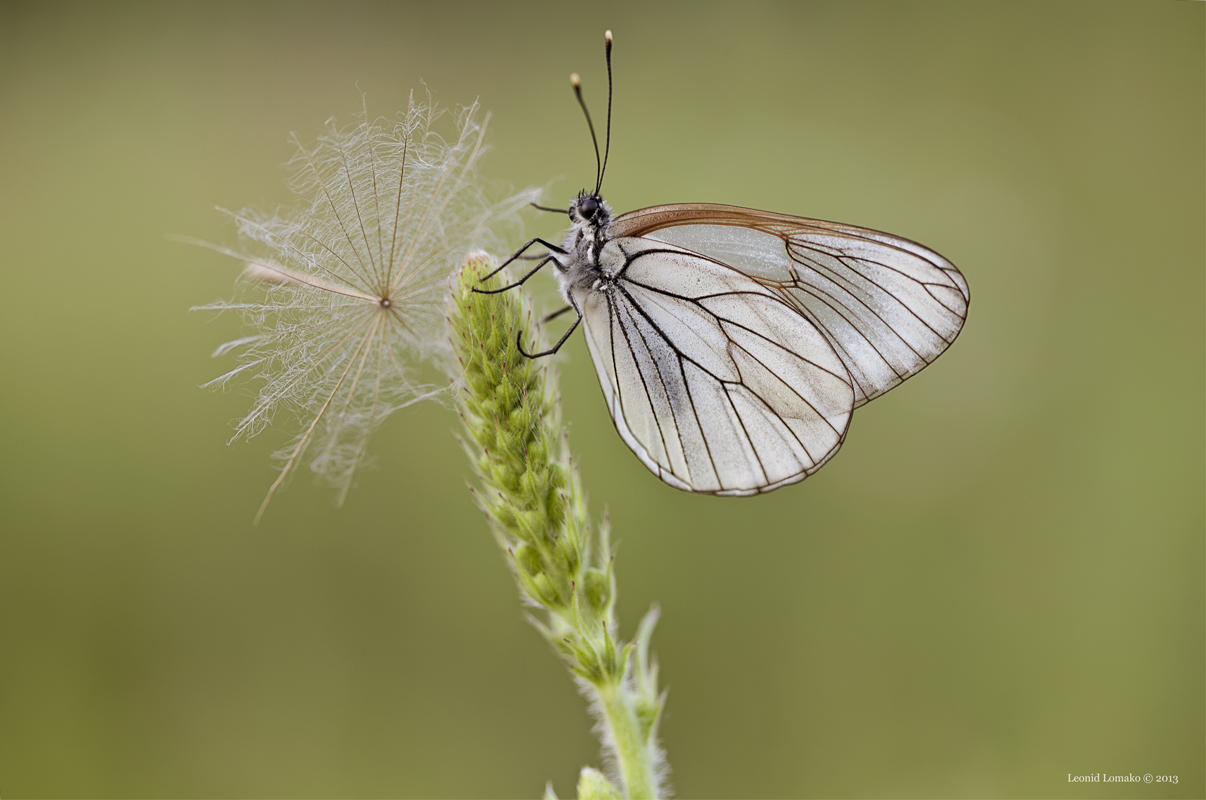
[605,30,613,43]
[570,72,581,88]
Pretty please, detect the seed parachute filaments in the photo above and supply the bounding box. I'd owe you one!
[197,95,535,519]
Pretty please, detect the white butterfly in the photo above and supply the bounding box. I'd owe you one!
[479,31,969,496]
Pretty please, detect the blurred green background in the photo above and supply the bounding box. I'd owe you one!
[1,1,1202,797]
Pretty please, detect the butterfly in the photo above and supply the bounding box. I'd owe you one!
[477,31,969,496]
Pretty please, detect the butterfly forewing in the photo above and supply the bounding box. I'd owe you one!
[612,204,970,407]
[575,238,855,495]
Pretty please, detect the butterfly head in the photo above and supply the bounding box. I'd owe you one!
[570,191,611,229]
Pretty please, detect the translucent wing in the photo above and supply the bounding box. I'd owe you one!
[573,238,855,495]
[612,204,969,406]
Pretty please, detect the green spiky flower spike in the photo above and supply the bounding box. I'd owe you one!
[448,253,669,800]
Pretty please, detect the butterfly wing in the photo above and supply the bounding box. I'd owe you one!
[572,238,855,495]
[612,204,969,407]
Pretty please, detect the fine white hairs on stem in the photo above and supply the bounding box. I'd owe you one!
[196,94,535,520]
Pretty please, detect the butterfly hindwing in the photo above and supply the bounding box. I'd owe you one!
[574,239,855,495]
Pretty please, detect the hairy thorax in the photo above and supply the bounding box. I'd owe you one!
[556,195,616,298]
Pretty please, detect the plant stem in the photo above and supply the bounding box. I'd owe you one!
[447,253,668,799]
[596,681,660,799]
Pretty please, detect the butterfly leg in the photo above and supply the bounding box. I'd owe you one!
[477,237,567,283]
[473,254,563,295]
[542,305,576,323]
[518,295,583,359]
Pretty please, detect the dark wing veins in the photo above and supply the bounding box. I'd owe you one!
[613,277,844,467]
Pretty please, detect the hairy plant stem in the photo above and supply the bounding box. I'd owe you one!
[596,682,659,799]
[448,254,668,800]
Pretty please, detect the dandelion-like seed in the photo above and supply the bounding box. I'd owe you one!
[198,95,532,520]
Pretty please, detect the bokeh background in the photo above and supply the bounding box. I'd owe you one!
[1,1,1202,797]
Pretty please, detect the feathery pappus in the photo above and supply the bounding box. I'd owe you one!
[197,95,535,520]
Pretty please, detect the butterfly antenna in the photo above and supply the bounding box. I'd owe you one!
[571,73,602,195]
[599,30,614,193]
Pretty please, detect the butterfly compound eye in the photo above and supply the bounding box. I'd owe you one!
[580,195,599,219]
